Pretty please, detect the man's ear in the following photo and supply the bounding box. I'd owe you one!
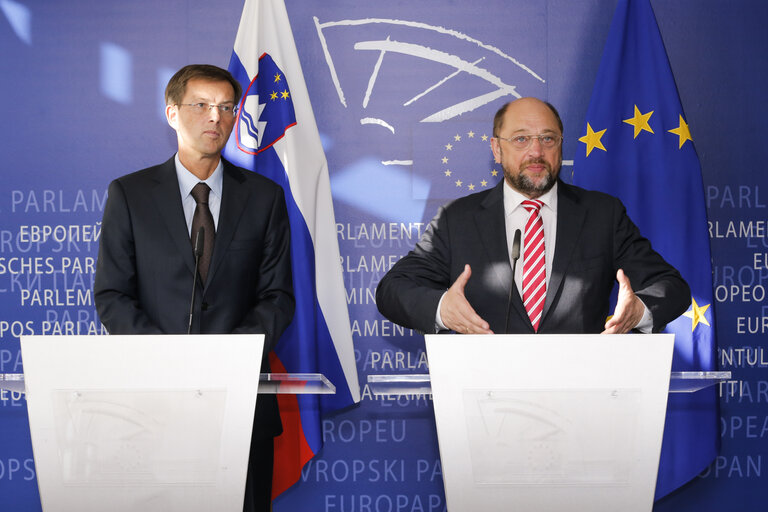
[490,137,501,164]
[166,104,178,130]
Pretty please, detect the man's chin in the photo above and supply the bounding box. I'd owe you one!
[504,166,558,196]
[522,174,555,194]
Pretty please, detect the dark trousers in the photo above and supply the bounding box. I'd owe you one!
[243,436,274,512]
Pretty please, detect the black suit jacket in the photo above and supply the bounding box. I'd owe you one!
[94,156,294,437]
[376,180,690,335]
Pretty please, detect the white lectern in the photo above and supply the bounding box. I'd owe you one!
[10,334,335,512]
[426,334,674,512]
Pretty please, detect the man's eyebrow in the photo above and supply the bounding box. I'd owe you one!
[507,128,558,134]
[187,97,235,104]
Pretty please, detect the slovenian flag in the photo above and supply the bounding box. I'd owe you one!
[223,0,361,499]
[573,0,718,499]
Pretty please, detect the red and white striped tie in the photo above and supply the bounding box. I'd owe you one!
[522,199,546,331]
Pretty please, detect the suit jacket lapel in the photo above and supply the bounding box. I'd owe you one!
[475,182,530,329]
[150,157,196,275]
[207,160,247,286]
[543,182,587,319]
[475,182,509,284]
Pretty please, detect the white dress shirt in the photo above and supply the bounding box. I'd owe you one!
[503,180,558,299]
[174,153,223,235]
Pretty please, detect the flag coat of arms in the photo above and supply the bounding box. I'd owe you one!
[223,0,361,498]
[572,0,718,499]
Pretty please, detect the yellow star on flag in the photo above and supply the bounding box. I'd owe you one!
[480,179,488,187]
[445,143,453,150]
[274,73,282,83]
[467,131,475,138]
[668,115,692,148]
[455,179,462,187]
[578,123,607,156]
[468,184,475,191]
[623,105,654,138]
[683,297,711,332]
[270,91,278,100]
[491,170,498,177]
[454,134,461,141]
[444,170,452,176]
[481,134,488,141]
[281,90,290,99]
[441,157,449,164]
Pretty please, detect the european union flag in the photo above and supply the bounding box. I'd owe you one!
[572,0,718,499]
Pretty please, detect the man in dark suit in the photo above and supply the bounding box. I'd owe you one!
[376,97,689,335]
[94,64,293,511]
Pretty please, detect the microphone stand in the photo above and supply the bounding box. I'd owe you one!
[504,229,522,334]
[187,227,204,335]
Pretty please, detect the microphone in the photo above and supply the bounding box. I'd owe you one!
[187,227,205,335]
[511,228,521,261]
[504,229,522,334]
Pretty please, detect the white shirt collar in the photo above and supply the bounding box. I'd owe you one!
[503,179,558,216]
[174,153,224,200]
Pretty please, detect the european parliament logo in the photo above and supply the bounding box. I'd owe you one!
[310,14,546,203]
[413,121,501,200]
[235,53,297,155]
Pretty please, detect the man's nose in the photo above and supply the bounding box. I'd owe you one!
[528,136,544,155]
[207,105,221,122]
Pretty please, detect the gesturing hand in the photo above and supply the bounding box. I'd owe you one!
[602,269,644,334]
[439,264,494,334]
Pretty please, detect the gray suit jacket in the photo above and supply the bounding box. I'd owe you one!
[376,180,690,334]
[94,156,294,437]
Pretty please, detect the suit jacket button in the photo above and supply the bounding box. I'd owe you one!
[201,302,209,311]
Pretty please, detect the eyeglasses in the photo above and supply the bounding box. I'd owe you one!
[177,103,239,117]
[495,134,563,150]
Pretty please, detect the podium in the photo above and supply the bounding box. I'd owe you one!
[0,335,335,512]
[368,334,730,512]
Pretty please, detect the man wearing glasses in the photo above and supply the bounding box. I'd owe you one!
[376,97,689,336]
[94,64,294,511]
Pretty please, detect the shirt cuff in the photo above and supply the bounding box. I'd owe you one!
[634,298,653,333]
[435,291,448,331]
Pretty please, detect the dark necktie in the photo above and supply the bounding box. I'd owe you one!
[190,182,215,283]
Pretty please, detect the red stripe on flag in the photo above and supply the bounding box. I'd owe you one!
[269,352,316,499]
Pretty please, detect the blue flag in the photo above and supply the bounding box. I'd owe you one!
[572,0,718,499]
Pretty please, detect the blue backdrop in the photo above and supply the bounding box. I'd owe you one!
[1,0,766,510]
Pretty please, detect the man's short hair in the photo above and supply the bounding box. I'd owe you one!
[165,64,243,106]
[493,99,564,136]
